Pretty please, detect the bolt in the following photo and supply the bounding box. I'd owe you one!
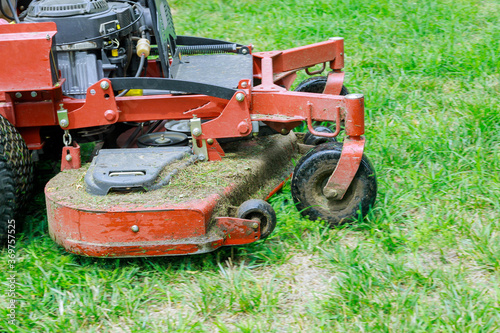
[46,34,50,40]
[104,110,117,121]
[235,92,245,102]
[100,81,110,90]
[15,92,22,98]
[323,188,338,199]
[90,89,96,95]
[31,91,37,97]
[59,119,68,128]
[252,222,259,230]
[198,154,206,161]
[192,128,202,137]
[207,138,214,145]
[241,82,248,88]
[237,121,249,134]
[65,154,72,162]
[241,48,249,55]
[131,225,139,232]
[280,128,289,135]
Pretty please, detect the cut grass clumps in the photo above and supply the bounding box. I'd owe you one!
[45,134,299,210]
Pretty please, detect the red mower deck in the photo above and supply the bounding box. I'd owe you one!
[46,134,299,257]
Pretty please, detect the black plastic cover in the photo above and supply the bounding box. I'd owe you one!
[85,147,192,196]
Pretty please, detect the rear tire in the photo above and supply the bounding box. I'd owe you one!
[0,161,16,245]
[0,115,34,244]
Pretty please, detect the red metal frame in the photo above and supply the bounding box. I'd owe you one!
[0,22,367,256]
[0,24,353,146]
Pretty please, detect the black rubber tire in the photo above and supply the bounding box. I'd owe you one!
[0,160,16,245]
[0,115,34,244]
[294,76,349,95]
[303,126,337,145]
[237,199,277,239]
[291,142,377,226]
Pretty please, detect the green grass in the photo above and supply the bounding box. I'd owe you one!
[2,0,500,331]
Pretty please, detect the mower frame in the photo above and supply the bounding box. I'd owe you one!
[0,22,364,197]
[0,11,368,256]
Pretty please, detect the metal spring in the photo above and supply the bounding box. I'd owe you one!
[177,44,237,55]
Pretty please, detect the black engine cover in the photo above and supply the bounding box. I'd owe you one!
[24,0,136,48]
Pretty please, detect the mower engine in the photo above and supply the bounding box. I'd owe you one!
[24,0,145,98]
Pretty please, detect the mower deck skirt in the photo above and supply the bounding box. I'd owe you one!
[45,134,298,257]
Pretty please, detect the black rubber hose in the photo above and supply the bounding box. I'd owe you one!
[0,4,14,20]
[4,0,19,23]
[116,54,146,97]
[1,0,15,21]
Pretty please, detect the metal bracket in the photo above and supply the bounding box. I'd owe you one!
[60,141,81,171]
[323,71,345,95]
[305,62,326,75]
[190,116,208,161]
[323,136,365,200]
[307,102,341,138]
[57,104,69,128]
[216,217,261,245]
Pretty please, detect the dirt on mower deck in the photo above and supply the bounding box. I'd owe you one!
[45,133,301,212]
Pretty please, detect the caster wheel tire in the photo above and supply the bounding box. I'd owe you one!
[294,76,349,95]
[303,126,337,146]
[291,142,377,226]
[237,199,277,239]
[0,115,34,245]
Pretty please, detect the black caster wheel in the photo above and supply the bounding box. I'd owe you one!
[237,199,277,239]
[291,142,377,226]
[303,126,337,146]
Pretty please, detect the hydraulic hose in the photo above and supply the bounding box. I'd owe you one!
[116,54,146,97]
[2,0,19,23]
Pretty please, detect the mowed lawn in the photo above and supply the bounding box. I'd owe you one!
[1,0,499,331]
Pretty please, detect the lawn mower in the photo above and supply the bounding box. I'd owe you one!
[0,0,377,257]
